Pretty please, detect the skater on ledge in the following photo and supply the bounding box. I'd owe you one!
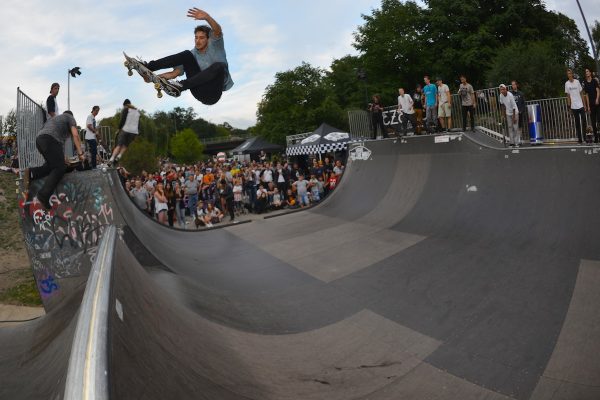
[23,111,85,210]
[141,7,233,105]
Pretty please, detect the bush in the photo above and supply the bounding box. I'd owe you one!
[120,137,159,175]
[170,128,205,164]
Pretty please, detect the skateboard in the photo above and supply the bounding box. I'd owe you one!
[123,52,181,98]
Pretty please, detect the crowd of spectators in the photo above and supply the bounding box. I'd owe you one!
[119,156,346,229]
[0,137,15,165]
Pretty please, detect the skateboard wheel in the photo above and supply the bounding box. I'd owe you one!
[128,70,133,76]
[157,91,163,98]
[123,61,128,67]
[154,82,161,90]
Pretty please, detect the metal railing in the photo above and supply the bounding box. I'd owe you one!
[347,87,581,143]
[286,132,311,147]
[16,88,46,170]
[199,133,252,145]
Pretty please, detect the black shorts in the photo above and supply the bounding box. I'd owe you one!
[117,131,137,147]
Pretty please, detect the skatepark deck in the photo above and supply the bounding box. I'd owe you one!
[1,133,599,399]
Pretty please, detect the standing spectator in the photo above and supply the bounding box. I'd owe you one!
[326,171,339,192]
[583,68,600,143]
[24,111,85,209]
[274,162,288,195]
[166,181,177,227]
[130,179,150,213]
[412,84,424,134]
[219,179,235,221]
[154,182,168,225]
[109,99,141,166]
[333,160,344,176]
[436,78,452,132]
[174,181,186,228]
[499,84,520,147]
[184,173,199,221]
[293,174,310,208]
[565,68,586,144]
[458,75,476,131]
[233,178,244,215]
[397,87,416,135]
[423,76,438,134]
[510,81,527,136]
[368,94,387,139]
[46,83,60,118]
[85,106,100,169]
[309,174,320,203]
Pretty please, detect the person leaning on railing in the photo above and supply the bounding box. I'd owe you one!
[510,81,527,136]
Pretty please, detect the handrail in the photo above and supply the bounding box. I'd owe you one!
[64,225,117,400]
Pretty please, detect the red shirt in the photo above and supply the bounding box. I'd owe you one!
[328,176,338,189]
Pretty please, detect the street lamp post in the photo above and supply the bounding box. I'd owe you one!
[67,67,82,110]
[576,0,600,75]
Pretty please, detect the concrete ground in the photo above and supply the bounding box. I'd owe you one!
[0,304,45,327]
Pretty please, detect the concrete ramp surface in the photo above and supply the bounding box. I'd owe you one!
[2,133,600,399]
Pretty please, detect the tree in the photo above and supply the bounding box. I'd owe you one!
[120,138,158,176]
[255,62,347,143]
[3,109,17,134]
[486,41,565,99]
[170,128,205,164]
[352,0,591,92]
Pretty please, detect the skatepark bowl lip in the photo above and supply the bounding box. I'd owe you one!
[3,131,600,400]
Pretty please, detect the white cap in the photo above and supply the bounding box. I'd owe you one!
[499,84,507,89]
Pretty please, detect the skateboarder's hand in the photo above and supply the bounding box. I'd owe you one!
[187,7,209,21]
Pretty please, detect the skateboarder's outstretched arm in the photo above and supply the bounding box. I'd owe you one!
[187,7,222,38]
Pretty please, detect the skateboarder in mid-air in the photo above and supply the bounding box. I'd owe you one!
[141,7,234,105]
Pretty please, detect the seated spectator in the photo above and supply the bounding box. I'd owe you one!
[271,188,283,210]
[293,174,310,208]
[255,183,269,214]
[206,203,223,225]
[286,189,297,209]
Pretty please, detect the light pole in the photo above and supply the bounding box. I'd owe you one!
[576,0,600,75]
[67,67,82,110]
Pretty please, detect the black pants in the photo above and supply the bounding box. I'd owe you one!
[277,181,287,195]
[167,208,175,227]
[86,139,97,169]
[30,135,67,203]
[226,198,234,220]
[590,104,599,142]
[372,113,387,138]
[400,113,417,135]
[147,50,226,105]
[572,108,586,143]
[462,105,475,131]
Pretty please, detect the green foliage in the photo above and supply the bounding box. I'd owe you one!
[170,128,205,164]
[486,41,566,99]
[254,62,347,143]
[98,106,247,157]
[2,109,17,134]
[120,137,158,176]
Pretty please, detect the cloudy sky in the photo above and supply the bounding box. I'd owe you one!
[1,0,598,130]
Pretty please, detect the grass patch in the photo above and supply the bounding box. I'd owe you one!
[0,271,42,306]
[0,171,25,251]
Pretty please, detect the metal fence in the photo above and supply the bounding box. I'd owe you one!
[16,87,46,171]
[348,87,581,143]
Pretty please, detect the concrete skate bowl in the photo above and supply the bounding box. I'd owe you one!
[2,133,600,399]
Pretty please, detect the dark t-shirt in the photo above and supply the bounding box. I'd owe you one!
[510,90,526,114]
[412,92,423,109]
[583,79,599,105]
[46,95,57,115]
[38,113,77,145]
